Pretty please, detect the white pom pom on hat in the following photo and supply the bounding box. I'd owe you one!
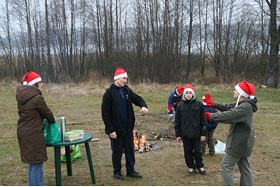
[235,81,255,99]
[22,71,42,86]
[202,93,213,105]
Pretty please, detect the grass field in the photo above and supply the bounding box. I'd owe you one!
[0,81,280,186]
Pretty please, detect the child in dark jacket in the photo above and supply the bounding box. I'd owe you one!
[201,93,218,156]
[174,84,207,175]
[167,85,184,121]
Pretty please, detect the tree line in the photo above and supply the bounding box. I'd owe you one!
[0,0,279,87]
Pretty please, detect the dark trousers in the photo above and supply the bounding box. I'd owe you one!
[201,129,215,154]
[182,138,204,169]
[110,131,135,174]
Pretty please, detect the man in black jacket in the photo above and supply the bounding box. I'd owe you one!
[101,67,149,180]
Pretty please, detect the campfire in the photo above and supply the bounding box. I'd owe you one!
[134,131,151,153]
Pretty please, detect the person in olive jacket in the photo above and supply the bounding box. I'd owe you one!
[16,71,55,186]
[205,81,258,186]
[175,84,207,176]
[101,67,149,180]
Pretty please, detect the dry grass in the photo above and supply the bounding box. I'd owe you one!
[0,81,280,185]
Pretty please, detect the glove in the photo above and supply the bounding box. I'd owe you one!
[168,114,174,122]
[204,112,211,120]
[206,101,215,107]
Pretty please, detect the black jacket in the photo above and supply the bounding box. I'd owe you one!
[101,84,148,136]
[204,105,218,131]
[174,98,207,139]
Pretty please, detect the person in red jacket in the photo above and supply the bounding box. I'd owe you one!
[16,71,55,186]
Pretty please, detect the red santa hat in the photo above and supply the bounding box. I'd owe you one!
[22,71,42,86]
[202,93,213,105]
[114,67,128,80]
[183,84,195,96]
[175,85,184,95]
[235,81,255,99]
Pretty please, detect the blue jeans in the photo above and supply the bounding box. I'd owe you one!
[28,163,43,186]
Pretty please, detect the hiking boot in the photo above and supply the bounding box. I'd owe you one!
[188,168,195,175]
[198,168,206,175]
[126,171,143,178]
[113,172,124,180]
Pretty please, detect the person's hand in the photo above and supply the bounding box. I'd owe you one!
[206,101,215,107]
[140,107,149,114]
[204,112,211,120]
[200,136,206,142]
[109,131,117,139]
[168,114,174,122]
[176,137,181,141]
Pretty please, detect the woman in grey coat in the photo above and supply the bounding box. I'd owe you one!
[16,71,55,186]
[205,81,258,186]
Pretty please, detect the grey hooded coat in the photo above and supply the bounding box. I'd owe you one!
[209,98,258,157]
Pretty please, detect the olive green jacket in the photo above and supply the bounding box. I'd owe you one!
[209,98,258,157]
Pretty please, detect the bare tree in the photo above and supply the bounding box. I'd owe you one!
[44,0,55,82]
[0,0,276,84]
[212,0,223,78]
[265,0,279,88]
[0,0,16,77]
[185,0,194,80]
